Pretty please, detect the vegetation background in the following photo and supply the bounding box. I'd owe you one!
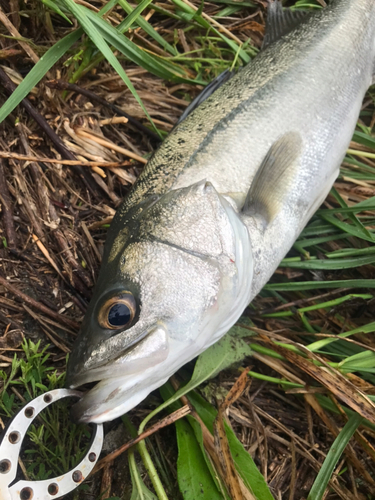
[0,0,375,498]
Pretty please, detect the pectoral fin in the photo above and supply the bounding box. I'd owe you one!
[242,131,302,225]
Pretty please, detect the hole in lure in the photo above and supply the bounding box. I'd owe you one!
[20,487,33,500]
[48,483,59,495]
[72,470,83,483]
[24,407,34,418]
[9,431,20,444]
[44,394,53,404]
[0,459,11,473]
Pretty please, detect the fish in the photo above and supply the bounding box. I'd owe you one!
[66,0,375,423]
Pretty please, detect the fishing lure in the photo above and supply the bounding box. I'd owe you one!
[0,389,103,500]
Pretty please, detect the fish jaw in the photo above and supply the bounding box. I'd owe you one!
[67,324,169,388]
[70,337,185,423]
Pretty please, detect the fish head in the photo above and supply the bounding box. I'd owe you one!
[66,181,252,422]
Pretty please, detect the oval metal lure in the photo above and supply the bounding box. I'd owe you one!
[0,389,103,500]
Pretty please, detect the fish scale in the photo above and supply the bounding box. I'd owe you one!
[66,0,375,423]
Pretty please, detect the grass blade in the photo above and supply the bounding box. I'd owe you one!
[307,413,363,500]
[117,0,177,55]
[329,186,373,240]
[264,279,375,291]
[117,0,155,32]
[41,0,72,23]
[129,448,158,500]
[308,321,375,352]
[159,383,228,499]
[86,9,195,81]
[170,0,251,63]
[320,213,375,243]
[338,350,375,373]
[175,417,224,500]
[352,130,375,149]
[60,0,159,131]
[0,29,82,124]
[279,254,375,270]
[139,332,252,432]
[188,392,274,500]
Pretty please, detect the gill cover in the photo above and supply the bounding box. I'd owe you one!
[66,181,250,395]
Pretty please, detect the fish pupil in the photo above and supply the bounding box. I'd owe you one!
[108,303,131,327]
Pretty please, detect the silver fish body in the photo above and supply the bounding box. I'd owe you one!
[66,0,375,423]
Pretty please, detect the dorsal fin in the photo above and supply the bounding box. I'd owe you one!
[262,0,310,49]
[175,69,235,126]
[242,131,302,226]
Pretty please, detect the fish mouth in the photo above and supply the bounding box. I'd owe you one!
[69,370,170,423]
[69,335,195,423]
[67,325,170,422]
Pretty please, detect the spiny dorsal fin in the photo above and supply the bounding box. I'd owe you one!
[262,0,310,49]
[243,131,302,226]
[175,69,235,126]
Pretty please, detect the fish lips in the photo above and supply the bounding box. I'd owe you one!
[67,325,169,421]
[70,368,170,423]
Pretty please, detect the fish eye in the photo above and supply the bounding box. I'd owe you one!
[98,292,137,330]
